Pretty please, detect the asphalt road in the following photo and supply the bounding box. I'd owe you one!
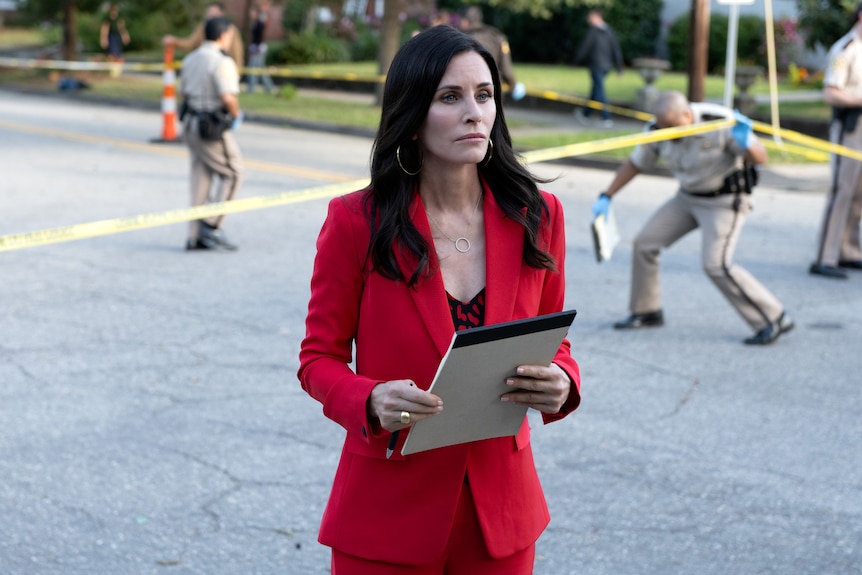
[1,90,859,575]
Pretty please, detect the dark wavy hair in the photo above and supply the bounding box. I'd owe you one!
[365,25,555,287]
[204,17,231,41]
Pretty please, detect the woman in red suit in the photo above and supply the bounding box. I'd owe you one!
[298,25,581,574]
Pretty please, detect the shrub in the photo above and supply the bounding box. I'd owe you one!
[349,22,379,62]
[76,12,102,53]
[267,32,350,65]
[606,0,663,60]
[328,17,379,62]
[282,0,317,34]
[77,7,172,54]
[770,17,804,72]
[494,2,660,65]
[797,0,854,51]
[667,12,766,73]
[277,83,298,100]
[737,14,766,68]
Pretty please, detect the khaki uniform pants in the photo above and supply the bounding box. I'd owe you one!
[630,191,783,331]
[815,120,862,266]
[184,119,243,240]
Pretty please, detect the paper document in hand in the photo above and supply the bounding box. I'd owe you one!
[400,310,577,456]
[591,207,620,262]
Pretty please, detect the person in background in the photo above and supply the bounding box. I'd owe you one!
[430,9,452,27]
[594,91,794,345]
[809,1,862,279]
[247,4,275,93]
[163,2,244,69]
[298,25,580,573]
[412,9,453,37]
[100,3,130,62]
[459,5,524,100]
[180,17,243,252]
[574,9,623,128]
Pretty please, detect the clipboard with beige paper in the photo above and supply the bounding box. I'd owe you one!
[400,310,577,456]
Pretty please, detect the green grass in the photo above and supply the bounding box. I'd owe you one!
[0,46,827,163]
[287,61,818,101]
[754,100,831,121]
[0,27,51,47]
[241,91,381,128]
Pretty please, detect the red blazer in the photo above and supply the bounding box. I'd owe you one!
[298,183,581,565]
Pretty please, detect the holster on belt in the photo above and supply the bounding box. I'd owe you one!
[717,164,757,196]
[833,106,862,133]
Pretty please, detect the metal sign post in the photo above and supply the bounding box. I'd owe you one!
[719,0,756,109]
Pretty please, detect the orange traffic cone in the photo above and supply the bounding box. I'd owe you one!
[152,44,180,143]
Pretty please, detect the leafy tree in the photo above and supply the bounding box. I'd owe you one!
[19,0,99,59]
[18,0,209,59]
[491,0,661,64]
[606,0,664,61]
[667,12,765,72]
[796,0,857,50]
[484,0,608,19]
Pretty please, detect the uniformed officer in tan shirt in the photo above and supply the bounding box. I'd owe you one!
[810,2,862,279]
[593,91,794,345]
[460,6,517,91]
[180,16,243,251]
[163,2,244,69]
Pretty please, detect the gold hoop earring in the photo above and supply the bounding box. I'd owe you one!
[397,144,422,176]
[479,139,494,168]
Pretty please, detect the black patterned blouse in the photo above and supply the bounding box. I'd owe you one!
[447,288,486,331]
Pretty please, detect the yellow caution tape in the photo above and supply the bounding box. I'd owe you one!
[0,56,169,73]
[760,138,830,162]
[522,118,735,164]
[249,67,384,83]
[0,180,368,253]
[0,55,841,252]
[0,114,821,252]
[0,56,384,82]
[752,120,860,161]
[524,87,842,162]
[0,121,734,253]
[526,88,654,123]
[0,54,843,159]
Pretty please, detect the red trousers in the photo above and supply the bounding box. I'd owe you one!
[331,480,536,574]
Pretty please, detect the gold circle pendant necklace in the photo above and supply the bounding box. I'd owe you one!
[424,193,482,253]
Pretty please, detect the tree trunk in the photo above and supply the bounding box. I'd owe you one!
[240,0,255,46]
[62,0,77,61]
[376,0,403,104]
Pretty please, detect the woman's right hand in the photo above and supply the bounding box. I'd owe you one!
[368,379,443,432]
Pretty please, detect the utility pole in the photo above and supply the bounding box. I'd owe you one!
[687,0,710,102]
[62,0,78,61]
[376,0,403,104]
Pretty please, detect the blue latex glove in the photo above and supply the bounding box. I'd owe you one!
[592,193,611,219]
[231,111,244,131]
[511,82,526,101]
[731,110,752,150]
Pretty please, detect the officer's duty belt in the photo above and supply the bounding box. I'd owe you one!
[683,169,752,198]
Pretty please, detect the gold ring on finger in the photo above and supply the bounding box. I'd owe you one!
[400,410,411,425]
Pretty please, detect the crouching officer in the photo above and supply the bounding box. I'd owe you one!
[180,16,243,251]
[594,91,794,345]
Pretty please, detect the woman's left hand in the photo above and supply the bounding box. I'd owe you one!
[501,363,571,414]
